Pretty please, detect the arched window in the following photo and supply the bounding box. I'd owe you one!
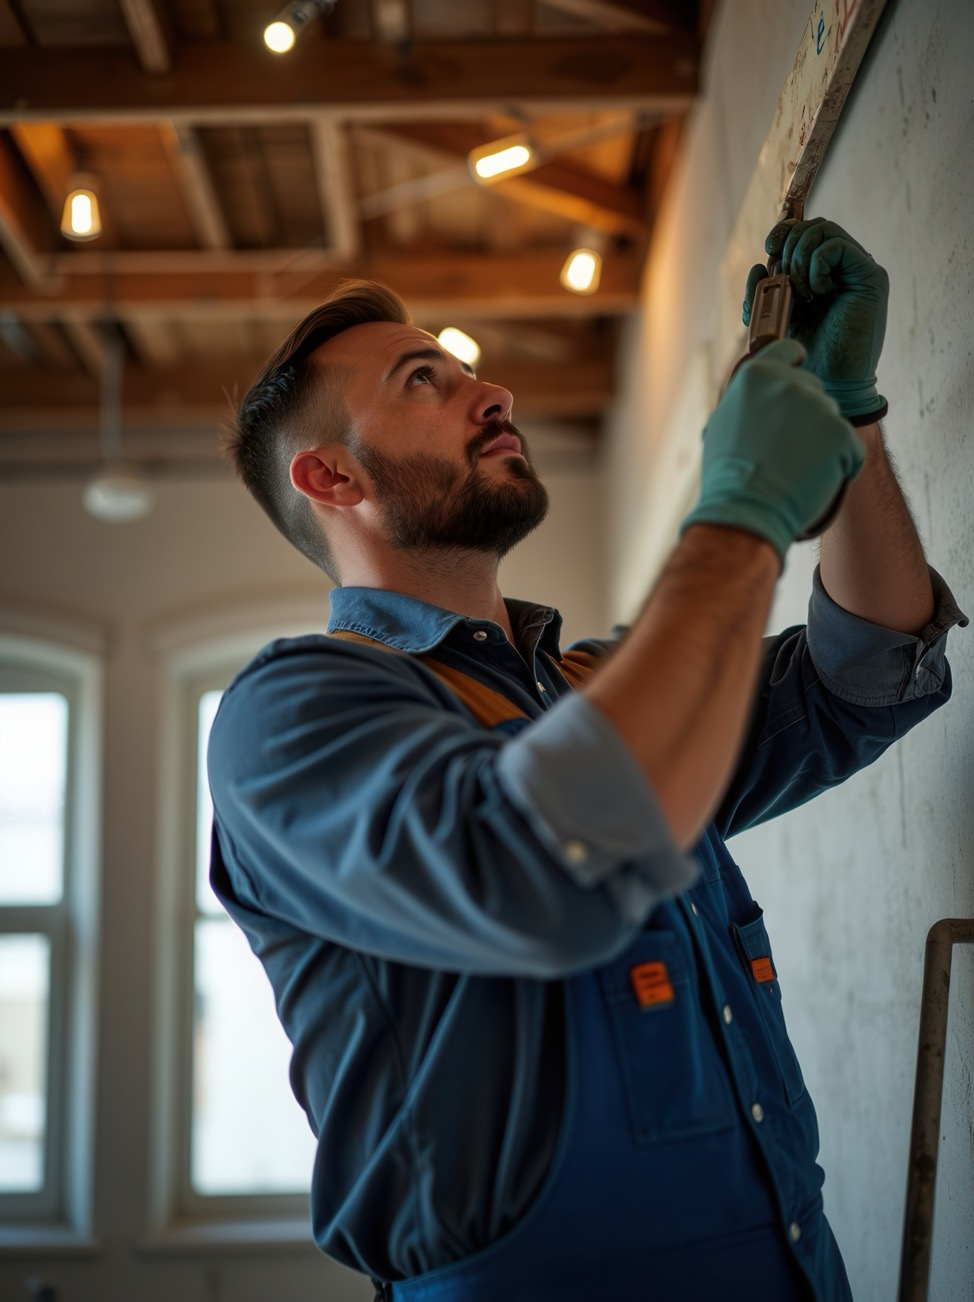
[0,626,101,1237]
[151,601,323,1233]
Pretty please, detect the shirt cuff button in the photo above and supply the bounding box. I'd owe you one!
[563,839,589,865]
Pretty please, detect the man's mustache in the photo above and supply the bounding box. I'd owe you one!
[466,419,526,466]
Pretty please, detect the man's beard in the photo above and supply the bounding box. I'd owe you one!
[349,421,549,560]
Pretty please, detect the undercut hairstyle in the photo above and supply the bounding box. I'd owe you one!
[223,280,411,581]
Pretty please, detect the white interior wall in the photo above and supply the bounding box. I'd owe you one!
[0,459,606,1302]
[604,2,973,1298]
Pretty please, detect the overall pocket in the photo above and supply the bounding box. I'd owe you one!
[596,929,737,1146]
[731,912,806,1106]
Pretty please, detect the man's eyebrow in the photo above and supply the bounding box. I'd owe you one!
[384,346,476,382]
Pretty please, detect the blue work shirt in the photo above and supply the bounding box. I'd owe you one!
[207,567,964,1290]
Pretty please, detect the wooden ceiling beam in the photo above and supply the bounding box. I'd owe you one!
[122,315,184,365]
[0,134,57,287]
[60,316,108,379]
[539,0,677,32]
[160,123,231,249]
[0,353,614,427]
[21,320,78,369]
[369,0,412,43]
[0,313,39,362]
[309,119,360,260]
[0,0,28,45]
[41,247,363,274]
[119,0,173,74]
[9,123,75,216]
[0,35,698,123]
[493,0,536,34]
[0,247,642,319]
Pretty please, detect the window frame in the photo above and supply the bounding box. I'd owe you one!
[151,605,324,1238]
[0,630,102,1243]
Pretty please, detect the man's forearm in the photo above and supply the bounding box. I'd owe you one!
[586,525,779,851]
[819,424,934,635]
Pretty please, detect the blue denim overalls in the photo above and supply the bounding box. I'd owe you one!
[375,653,853,1301]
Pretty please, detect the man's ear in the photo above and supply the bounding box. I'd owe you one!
[290,447,364,507]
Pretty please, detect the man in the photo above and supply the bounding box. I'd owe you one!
[207,217,964,1300]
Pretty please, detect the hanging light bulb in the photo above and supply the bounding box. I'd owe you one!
[560,248,602,295]
[263,0,336,53]
[60,175,102,242]
[468,134,538,184]
[263,20,296,51]
[437,327,481,369]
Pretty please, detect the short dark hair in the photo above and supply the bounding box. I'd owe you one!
[224,280,410,581]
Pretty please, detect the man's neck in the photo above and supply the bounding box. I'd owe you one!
[341,549,515,641]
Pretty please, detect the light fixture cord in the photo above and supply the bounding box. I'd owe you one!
[98,322,125,465]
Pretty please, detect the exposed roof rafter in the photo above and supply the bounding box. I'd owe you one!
[119,0,173,74]
[0,248,643,319]
[0,0,705,467]
[0,34,698,124]
[160,123,231,249]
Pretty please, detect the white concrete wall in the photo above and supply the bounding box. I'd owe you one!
[0,453,606,1302]
[604,2,973,1298]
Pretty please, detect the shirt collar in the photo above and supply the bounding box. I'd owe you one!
[327,586,565,658]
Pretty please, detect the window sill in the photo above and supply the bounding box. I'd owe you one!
[136,1217,319,1256]
[0,1224,100,1256]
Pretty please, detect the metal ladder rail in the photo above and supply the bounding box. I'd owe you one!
[899,918,974,1301]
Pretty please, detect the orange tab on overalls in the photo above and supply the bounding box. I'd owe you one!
[630,961,675,1009]
[750,956,776,984]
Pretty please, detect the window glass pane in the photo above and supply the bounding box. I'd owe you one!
[0,934,50,1192]
[0,693,68,905]
[196,690,223,917]
[191,917,316,1195]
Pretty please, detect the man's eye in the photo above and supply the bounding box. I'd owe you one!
[407,364,436,388]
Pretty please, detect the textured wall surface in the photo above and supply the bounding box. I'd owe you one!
[605,1,973,1297]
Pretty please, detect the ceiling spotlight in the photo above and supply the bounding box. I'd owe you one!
[437,327,481,369]
[468,134,537,184]
[263,20,296,51]
[560,248,602,295]
[263,0,336,53]
[60,175,102,242]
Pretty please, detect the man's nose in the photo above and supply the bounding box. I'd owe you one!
[474,379,514,424]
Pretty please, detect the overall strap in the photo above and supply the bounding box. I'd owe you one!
[328,628,600,727]
[327,629,529,729]
[546,648,599,690]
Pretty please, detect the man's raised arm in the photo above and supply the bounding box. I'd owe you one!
[586,338,863,850]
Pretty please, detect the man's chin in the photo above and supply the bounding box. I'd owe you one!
[478,454,542,487]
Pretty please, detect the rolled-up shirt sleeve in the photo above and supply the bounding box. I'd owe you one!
[807,565,967,705]
[208,637,694,979]
[495,692,697,924]
[715,564,966,839]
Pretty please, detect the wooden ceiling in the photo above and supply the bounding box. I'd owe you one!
[0,0,708,480]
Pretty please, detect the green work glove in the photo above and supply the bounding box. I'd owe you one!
[681,338,865,559]
[744,217,889,424]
